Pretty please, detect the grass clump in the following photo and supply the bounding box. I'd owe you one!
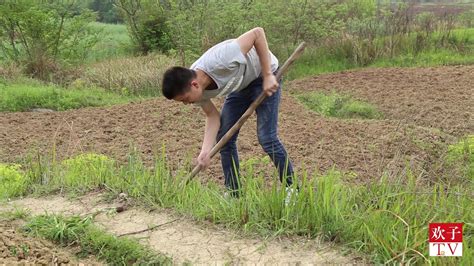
[0,82,132,112]
[297,91,382,119]
[22,214,171,265]
[60,153,115,192]
[0,208,29,221]
[446,135,474,180]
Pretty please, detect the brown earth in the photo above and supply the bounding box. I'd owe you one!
[0,219,100,265]
[0,66,472,185]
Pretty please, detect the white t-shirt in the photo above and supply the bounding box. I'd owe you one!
[190,39,278,105]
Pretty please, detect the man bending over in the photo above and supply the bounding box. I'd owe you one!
[162,27,295,198]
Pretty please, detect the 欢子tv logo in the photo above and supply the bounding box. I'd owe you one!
[429,223,463,256]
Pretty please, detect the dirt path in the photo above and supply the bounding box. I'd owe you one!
[1,193,361,264]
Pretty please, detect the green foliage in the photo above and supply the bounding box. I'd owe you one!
[114,0,174,54]
[297,91,383,119]
[87,22,132,62]
[25,215,93,245]
[0,0,99,79]
[0,163,27,199]
[285,47,355,80]
[372,48,474,68]
[111,0,473,70]
[23,214,171,264]
[61,153,114,192]
[88,0,122,23]
[0,82,132,112]
[446,135,474,180]
[16,151,473,264]
[0,208,29,221]
[115,0,349,65]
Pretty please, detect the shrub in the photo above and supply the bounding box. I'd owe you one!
[0,63,23,81]
[0,163,27,199]
[114,0,174,54]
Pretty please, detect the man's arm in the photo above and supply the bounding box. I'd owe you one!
[197,100,220,169]
[236,27,278,96]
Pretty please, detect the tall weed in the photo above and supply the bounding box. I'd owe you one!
[81,53,175,96]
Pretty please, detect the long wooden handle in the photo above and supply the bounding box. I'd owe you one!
[187,42,306,181]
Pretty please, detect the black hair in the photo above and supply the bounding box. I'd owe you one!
[161,66,196,99]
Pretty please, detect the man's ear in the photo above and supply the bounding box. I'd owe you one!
[190,80,198,88]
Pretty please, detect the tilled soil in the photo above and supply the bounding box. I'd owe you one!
[0,66,472,184]
[289,65,473,137]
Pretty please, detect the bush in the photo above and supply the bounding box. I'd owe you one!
[0,63,23,81]
[0,163,27,199]
[114,0,174,54]
[0,1,99,80]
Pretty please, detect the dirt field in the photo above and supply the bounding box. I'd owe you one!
[1,65,472,184]
[0,66,474,263]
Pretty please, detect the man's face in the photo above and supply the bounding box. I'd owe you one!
[173,81,202,104]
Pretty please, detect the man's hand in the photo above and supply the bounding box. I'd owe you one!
[197,150,211,170]
[263,74,278,97]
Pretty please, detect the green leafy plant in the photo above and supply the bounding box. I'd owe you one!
[0,163,27,199]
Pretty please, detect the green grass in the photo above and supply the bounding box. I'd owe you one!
[296,91,383,119]
[0,82,134,112]
[87,22,132,63]
[0,208,29,221]
[18,214,171,264]
[2,150,472,264]
[285,49,354,81]
[446,135,474,180]
[372,49,474,68]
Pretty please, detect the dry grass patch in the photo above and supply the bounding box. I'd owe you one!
[80,53,175,96]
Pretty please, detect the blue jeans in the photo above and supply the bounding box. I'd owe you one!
[217,76,294,195]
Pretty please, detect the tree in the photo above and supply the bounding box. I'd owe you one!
[0,0,99,80]
[89,0,122,23]
[112,0,174,55]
